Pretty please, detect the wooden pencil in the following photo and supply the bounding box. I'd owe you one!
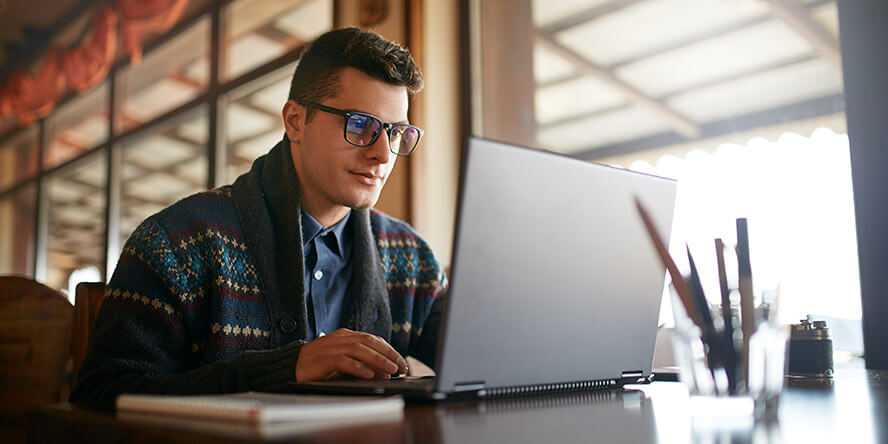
[633,197,704,330]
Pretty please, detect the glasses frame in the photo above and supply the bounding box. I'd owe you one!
[299,100,423,156]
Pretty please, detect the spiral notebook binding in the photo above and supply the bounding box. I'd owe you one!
[478,378,620,399]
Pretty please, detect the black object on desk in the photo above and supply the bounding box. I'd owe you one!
[788,317,834,378]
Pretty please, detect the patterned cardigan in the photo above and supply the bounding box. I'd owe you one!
[71,139,447,410]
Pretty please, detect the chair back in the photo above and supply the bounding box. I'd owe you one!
[0,276,73,411]
[71,282,107,378]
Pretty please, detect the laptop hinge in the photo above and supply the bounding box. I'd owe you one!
[452,381,486,392]
[621,370,652,384]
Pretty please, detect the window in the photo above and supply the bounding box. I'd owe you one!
[119,108,208,245]
[0,0,347,293]
[0,128,39,192]
[471,0,856,344]
[0,184,37,276]
[621,128,859,325]
[45,82,109,169]
[116,19,209,134]
[222,63,294,183]
[43,153,107,291]
[222,0,333,80]
[67,265,102,305]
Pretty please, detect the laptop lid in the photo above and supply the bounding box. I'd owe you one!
[434,137,677,394]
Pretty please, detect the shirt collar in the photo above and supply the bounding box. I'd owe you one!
[301,209,351,257]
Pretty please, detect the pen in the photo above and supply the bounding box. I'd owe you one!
[686,245,714,330]
[736,218,756,389]
[715,238,738,394]
[686,245,725,390]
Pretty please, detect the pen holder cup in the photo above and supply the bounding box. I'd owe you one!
[669,291,788,419]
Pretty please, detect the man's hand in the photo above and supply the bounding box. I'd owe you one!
[294,328,409,382]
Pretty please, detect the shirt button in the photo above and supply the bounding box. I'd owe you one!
[279,317,297,333]
[314,270,324,280]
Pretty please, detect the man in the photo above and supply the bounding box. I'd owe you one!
[72,28,446,410]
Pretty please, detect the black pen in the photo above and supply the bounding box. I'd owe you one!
[686,245,714,330]
[686,246,722,382]
[736,218,756,390]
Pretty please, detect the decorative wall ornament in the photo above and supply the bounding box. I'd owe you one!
[0,0,189,125]
[118,0,189,64]
[6,49,66,125]
[63,7,118,92]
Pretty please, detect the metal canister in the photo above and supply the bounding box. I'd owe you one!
[787,317,834,378]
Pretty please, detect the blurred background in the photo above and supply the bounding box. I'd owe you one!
[0,0,866,355]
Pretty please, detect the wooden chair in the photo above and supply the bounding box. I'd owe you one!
[0,276,73,441]
[70,282,107,380]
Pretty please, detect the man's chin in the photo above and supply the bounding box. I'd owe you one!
[341,194,380,210]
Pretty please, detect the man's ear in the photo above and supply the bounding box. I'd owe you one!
[282,100,306,143]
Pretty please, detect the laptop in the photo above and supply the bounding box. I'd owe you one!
[289,137,677,400]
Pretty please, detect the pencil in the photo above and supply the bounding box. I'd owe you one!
[715,239,732,334]
[715,238,738,393]
[633,197,704,330]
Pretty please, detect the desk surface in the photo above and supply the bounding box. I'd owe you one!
[28,368,888,444]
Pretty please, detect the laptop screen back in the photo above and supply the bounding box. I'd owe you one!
[436,137,677,392]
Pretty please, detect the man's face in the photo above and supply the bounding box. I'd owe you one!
[286,68,409,213]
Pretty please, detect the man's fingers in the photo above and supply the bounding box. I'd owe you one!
[296,329,408,382]
[352,333,409,373]
[328,328,354,337]
[342,343,400,375]
[334,355,375,380]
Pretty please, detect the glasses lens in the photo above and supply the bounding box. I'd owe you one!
[391,125,420,155]
[346,114,381,146]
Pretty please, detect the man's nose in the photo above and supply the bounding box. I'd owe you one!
[366,128,392,163]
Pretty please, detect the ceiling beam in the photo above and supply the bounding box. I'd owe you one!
[538,102,630,131]
[608,15,771,71]
[122,157,205,190]
[762,0,841,67]
[538,0,647,35]
[572,92,844,161]
[537,1,836,92]
[659,53,818,100]
[534,31,700,138]
[55,175,174,209]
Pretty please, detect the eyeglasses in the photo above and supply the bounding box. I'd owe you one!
[299,100,424,156]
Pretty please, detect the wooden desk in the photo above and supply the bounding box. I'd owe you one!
[27,368,888,443]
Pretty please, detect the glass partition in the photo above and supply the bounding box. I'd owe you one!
[0,184,37,276]
[221,63,294,183]
[119,108,208,245]
[0,128,39,192]
[45,83,109,169]
[43,152,107,292]
[117,18,209,134]
[222,0,333,80]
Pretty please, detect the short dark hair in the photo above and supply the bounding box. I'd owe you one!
[287,27,423,119]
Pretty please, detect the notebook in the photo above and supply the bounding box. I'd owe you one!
[116,392,404,431]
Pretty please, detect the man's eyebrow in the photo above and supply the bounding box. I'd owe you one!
[346,108,410,125]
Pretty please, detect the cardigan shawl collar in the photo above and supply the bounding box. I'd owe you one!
[229,137,392,346]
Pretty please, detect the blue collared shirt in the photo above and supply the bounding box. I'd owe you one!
[301,210,353,339]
